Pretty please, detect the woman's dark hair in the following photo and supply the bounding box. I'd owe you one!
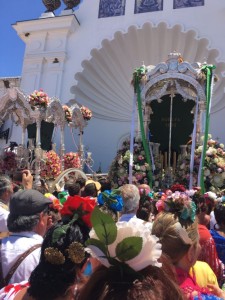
[67,182,81,196]
[98,177,112,192]
[79,254,183,300]
[214,203,225,226]
[27,219,90,300]
[82,183,97,197]
[7,214,40,232]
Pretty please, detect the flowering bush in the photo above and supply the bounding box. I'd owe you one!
[40,150,61,180]
[174,135,225,194]
[0,151,17,174]
[62,105,72,123]
[63,152,81,169]
[80,105,92,121]
[28,89,50,110]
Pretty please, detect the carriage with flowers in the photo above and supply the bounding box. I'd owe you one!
[109,52,225,195]
[0,87,93,192]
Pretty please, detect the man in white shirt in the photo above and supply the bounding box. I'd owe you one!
[118,184,140,222]
[0,189,52,285]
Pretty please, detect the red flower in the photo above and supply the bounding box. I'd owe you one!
[61,195,96,228]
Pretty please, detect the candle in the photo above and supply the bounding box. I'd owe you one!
[173,152,176,171]
[164,152,167,169]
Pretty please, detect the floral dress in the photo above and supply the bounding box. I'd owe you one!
[176,267,223,300]
[210,230,225,264]
[0,281,29,300]
[198,224,223,282]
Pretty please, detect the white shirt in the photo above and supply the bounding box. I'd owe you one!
[1,231,43,284]
[0,203,9,233]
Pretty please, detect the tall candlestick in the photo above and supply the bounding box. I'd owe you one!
[164,152,168,169]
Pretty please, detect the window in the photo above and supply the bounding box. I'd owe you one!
[98,0,126,18]
[173,0,204,9]
[134,0,163,14]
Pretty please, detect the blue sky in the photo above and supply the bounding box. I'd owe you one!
[0,0,67,78]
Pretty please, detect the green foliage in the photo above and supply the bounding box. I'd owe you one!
[85,238,107,255]
[116,237,143,261]
[91,207,117,245]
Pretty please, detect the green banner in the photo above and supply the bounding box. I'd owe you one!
[200,65,216,194]
[133,67,153,187]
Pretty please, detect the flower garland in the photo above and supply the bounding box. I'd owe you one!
[28,89,50,110]
[174,135,225,194]
[63,152,81,169]
[62,105,72,123]
[80,105,92,121]
[40,150,61,180]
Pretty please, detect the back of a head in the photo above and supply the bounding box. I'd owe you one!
[80,209,183,300]
[120,184,140,214]
[28,219,90,300]
[7,189,51,233]
[76,177,86,189]
[0,175,12,198]
[214,202,225,227]
[98,177,112,192]
[152,209,198,265]
[67,182,81,196]
[82,183,97,197]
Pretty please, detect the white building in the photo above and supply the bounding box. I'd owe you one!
[1,0,225,172]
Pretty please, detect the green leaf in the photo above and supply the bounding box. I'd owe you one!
[91,207,117,245]
[85,238,107,255]
[52,224,68,244]
[116,237,143,261]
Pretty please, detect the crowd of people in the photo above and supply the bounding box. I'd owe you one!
[1,170,225,299]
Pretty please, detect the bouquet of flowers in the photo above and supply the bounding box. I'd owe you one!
[0,151,17,174]
[174,135,225,194]
[62,105,72,123]
[80,105,92,121]
[63,152,81,169]
[40,150,61,180]
[28,89,50,110]
[109,138,154,188]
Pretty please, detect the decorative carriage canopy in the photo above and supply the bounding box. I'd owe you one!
[142,52,206,149]
[0,87,89,190]
[132,52,216,191]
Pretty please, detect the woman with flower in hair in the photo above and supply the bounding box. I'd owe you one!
[97,188,123,221]
[0,214,90,300]
[152,191,225,300]
[79,207,184,300]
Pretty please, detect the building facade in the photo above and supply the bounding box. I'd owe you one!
[3,0,225,172]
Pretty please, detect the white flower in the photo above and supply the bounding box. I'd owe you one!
[196,146,203,153]
[220,143,224,149]
[86,218,162,271]
[204,169,210,176]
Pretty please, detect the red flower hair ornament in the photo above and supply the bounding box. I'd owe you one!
[61,195,96,228]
